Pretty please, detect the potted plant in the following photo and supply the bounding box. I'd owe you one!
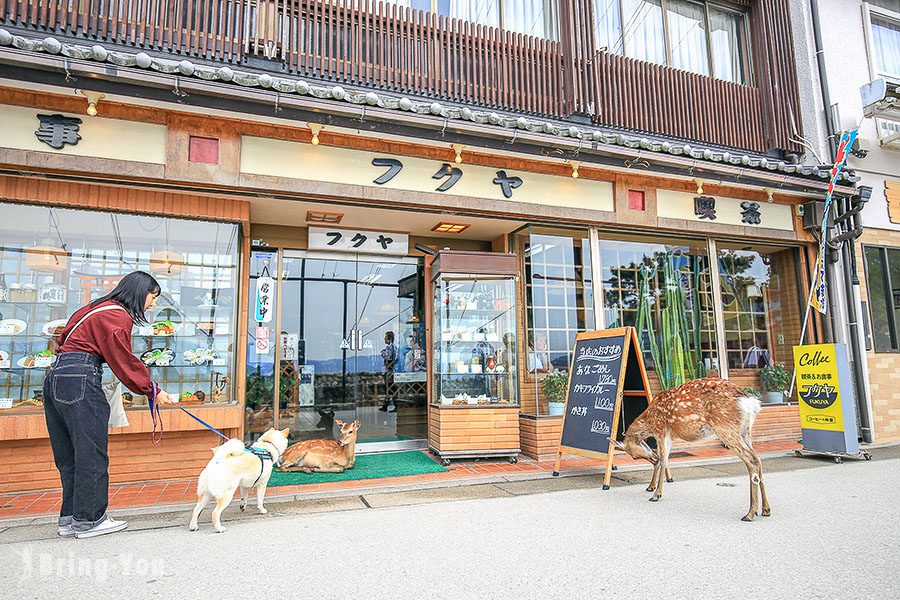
[759,364,789,404]
[541,370,569,416]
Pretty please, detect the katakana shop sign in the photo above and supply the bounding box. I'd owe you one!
[308,226,409,256]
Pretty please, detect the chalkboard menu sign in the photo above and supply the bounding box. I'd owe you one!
[553,327,652,489]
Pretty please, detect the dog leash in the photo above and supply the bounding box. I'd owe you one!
[155,400,276,472]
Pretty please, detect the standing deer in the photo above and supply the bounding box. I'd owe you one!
[610,377,770,521]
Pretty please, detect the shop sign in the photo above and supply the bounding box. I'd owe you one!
[240,137,615,211]
[792,343,859,454]
[255,276,274,323]
[255,326,271,355]
[308,226,409,256]
[280,332,298,361]
[658,190,793,231]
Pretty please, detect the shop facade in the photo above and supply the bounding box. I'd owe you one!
[0,76,842,493]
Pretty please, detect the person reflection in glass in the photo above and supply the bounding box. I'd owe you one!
[528,331,554,374]
[379,331,398,412]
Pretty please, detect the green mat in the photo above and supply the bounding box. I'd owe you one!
[268,451,447,486]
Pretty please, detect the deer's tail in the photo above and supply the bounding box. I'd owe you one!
[737,393,762,435]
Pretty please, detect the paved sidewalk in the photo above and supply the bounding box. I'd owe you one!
[1,439,803,524]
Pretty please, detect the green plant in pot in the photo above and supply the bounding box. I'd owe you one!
[759,364,789,404]
[541,370,569,416]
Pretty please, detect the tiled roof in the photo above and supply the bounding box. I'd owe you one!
[0,28,858,185]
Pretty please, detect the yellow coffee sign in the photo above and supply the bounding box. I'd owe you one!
[792,344,844,432]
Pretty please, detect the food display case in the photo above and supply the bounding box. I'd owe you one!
[428,251,519,465]
[0,205,239,413]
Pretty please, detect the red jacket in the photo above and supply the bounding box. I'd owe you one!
[56,300,156,397]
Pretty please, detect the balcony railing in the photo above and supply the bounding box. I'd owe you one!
[1,0,567,117]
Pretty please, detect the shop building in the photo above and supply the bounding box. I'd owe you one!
[0,1,865,494]
[791,0,900,442]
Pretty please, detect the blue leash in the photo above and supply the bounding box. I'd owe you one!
[159,401,274,466]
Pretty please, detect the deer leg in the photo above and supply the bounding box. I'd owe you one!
[650,437,670,502]
[732,446,760,522]
[744,442,770,517]
[646,463,660,493]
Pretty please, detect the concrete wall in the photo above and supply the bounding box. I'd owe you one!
[795,0,900,231]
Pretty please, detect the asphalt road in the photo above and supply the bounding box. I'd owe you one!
[3,454,898,600]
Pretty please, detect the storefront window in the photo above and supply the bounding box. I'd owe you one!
[863,245,900,352]
[0,202,240,412]
[598,233,717,390]
[717,243,803,378]
[515,227,594,415]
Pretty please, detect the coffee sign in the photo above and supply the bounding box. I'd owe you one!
[793,343,859,454]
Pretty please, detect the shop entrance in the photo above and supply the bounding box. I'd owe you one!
[246,249,427,452]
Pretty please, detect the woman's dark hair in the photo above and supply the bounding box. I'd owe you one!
[92,271,161,325]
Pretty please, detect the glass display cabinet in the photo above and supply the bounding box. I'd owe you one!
[429,251,520,465]
[0,203,239,414]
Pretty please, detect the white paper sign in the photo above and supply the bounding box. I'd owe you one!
[0,323,18,335]
[0,398,13,409]
[280,333,298,362]
[308,226,409,256]
[0,351,10,369]
[214,324,230,335]
[35,355,54,368]
[212,358,227,367]
[255,276,275,323]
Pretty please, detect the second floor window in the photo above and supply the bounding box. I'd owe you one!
[594,0,749,84]
[399,0,560,40]
[870,7,900,80]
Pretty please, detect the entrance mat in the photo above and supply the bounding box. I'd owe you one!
[267,451,447,486]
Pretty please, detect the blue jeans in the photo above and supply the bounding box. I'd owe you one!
[43,352,110,528]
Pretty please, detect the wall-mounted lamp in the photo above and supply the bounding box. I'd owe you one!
[307,123,324,146]
[694,178,704,195]
[569,160,581,179]
[763,187,775,203]
[451,144,465,164]
[78,90,105,117]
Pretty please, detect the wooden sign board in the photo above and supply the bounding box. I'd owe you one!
[552,327,653,490]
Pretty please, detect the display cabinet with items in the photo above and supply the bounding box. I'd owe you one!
[429,251,520,465]
[0,203,240,413]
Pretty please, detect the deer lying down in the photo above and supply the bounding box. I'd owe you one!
[610,377,770,522]
[279,419,360,474]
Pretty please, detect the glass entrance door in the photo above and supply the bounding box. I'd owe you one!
[273,251,427,452]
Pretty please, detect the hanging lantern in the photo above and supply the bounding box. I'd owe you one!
[149,249,185,277]
[25,244,70,273]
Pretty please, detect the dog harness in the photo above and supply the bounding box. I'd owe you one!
[245,444,275,488]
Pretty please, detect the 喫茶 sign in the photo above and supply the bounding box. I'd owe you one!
[792,343,859,455]
[553,327,652,489]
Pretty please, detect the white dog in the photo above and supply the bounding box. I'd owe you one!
[189,428,290,533]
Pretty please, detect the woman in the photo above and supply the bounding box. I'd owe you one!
[44,271,175,539]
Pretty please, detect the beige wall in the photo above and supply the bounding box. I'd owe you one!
[857,228,900,442]
[0,104,166,164]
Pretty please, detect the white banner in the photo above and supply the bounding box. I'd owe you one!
[307,226,409,256]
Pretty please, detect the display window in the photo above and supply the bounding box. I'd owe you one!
[597,233,718,390]
[716,242,804,374]
[0,202,240,412]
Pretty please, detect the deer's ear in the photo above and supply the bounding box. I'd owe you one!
[353,419,361,428]
[334,419,345,426]
[609,439,625,450]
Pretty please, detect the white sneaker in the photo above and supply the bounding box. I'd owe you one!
[73,515,128,539]
[57,516,76,537]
